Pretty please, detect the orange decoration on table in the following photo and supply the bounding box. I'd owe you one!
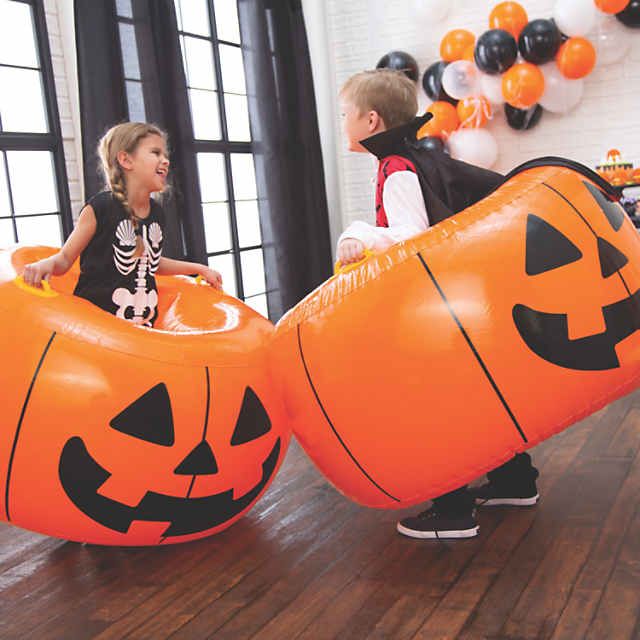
[440,29,476,62]
[595,0,630,14]
[501,62,545,109]
[556,37,597,80]
[489,2,529,39]
[457,95,492,128]
[417,101,460,139]
[271,160,640,508]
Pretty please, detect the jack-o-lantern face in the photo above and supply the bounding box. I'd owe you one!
[58,383,280,539]
[514,181,640,370]
[272,162,640,510]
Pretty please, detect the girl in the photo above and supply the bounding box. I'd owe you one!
[22,122,222,326]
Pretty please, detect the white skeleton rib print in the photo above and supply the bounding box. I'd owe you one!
[112,220,163,324]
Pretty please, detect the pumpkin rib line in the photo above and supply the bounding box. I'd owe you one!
[295,323,401,503]
[417,252,529,444]
[4,331,57,521]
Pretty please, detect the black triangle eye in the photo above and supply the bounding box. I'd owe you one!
[526,214,583,276]
[597,236,629,278]
[583,181,624,231]
[110,383,175,446]
[230,387,271,446]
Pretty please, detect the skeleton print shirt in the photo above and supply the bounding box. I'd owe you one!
[74,191,165,326]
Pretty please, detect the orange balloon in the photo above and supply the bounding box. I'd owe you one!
[556,37,596,80]
[489,2,529,39]
[462,43,476,62]
[595,0,630,14]
[502,62,545,109]
[457,95,492,128]
[418,102,460,139]
[440,29,476,62]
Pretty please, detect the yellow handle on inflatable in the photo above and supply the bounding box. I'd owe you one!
[13,276,58,298]
[334,249,374,275]
[194,274,225,295]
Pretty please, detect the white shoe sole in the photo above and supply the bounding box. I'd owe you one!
[396,523,479,539]
[475,494,539,506]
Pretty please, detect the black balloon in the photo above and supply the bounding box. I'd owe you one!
[376,51,419,82]
[504,103,543,130]
[421,61,457,105]
[474,29,518,75]
[412,136,445,152]
[616,0,640,28]
[518,19,561,64]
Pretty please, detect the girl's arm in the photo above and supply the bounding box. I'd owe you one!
[157,256,223,289]
[22,205,97,287]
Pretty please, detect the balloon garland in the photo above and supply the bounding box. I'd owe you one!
[375,0,638,169]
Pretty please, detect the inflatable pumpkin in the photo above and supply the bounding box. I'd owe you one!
[271,159,640,509]
[0,247,290,545]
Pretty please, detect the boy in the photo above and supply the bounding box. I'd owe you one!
[338,69,539,540]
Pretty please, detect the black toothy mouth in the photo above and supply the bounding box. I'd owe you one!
[513,288,640,371]
[58,437,281,538]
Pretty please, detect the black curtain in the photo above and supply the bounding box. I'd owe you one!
[74,0,204,261]
[238,0,332,318]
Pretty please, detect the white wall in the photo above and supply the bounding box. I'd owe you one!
[310,0,640,248]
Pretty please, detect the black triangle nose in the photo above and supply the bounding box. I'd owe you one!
[597,237,629,278]
[174,441,219,475]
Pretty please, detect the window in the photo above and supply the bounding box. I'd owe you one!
[0,0,71,248]
[174,0,270,318]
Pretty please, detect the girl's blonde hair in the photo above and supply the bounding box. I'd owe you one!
[340,69,418,129]
[97,121,167,255]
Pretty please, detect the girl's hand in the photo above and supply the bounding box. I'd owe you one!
[199,267,223,290]
[337,238,365,265]
[22,259,54,288]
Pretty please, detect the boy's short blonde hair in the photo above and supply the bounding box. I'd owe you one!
[340,69,418,129]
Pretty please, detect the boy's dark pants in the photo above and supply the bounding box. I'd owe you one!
[432,453,539,515]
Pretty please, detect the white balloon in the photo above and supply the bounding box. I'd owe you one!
[590,15,632,66]
[411,0,451,24]
[441,60,480,100]
[447,128,498,169]
[480,73,505,105]
[538,62,583,114]
[553,0,596,36]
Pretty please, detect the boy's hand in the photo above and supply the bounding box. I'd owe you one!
[199,267,223,290]
[22,259,53,288]
[337,238,365,265]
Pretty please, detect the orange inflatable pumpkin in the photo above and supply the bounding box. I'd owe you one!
[0,247,290,545]
[271,159,640,509]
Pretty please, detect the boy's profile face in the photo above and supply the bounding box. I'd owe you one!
[340,98,384,153]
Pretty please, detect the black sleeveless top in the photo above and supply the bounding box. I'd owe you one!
[74,191,165,326]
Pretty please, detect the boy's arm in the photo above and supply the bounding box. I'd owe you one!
[338,170,430,253]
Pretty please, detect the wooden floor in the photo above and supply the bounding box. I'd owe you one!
[1,391,639,640]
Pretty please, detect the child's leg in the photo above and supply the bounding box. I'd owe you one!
[472,453,540,506]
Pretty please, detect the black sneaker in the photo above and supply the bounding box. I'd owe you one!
[396,507,479,539]
[470,483,539,506]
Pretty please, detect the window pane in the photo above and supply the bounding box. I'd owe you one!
[115,0,133,18]
[189,89,221,140]
[208,253,237,297]
[236,200,261,247]
[177,0,210,37]
[202,202,232,253]
[0,218,15,247]
[15,215,62,246]
[0,153,10,217]
[230,154,256,200]
[0,67,47,133]
[119,23,141,80]
[240,248,265,297]
[224,93,250,141]
[125,80,146,122]
[197,153,227,202]
[219,44,246,94]
[245,293,268,318]
[7,151,58,215]
[0,0,38,67]
[183,36,216,90]
[214,0,241,44]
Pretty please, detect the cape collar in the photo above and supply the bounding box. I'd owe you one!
[359,112,433,159]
